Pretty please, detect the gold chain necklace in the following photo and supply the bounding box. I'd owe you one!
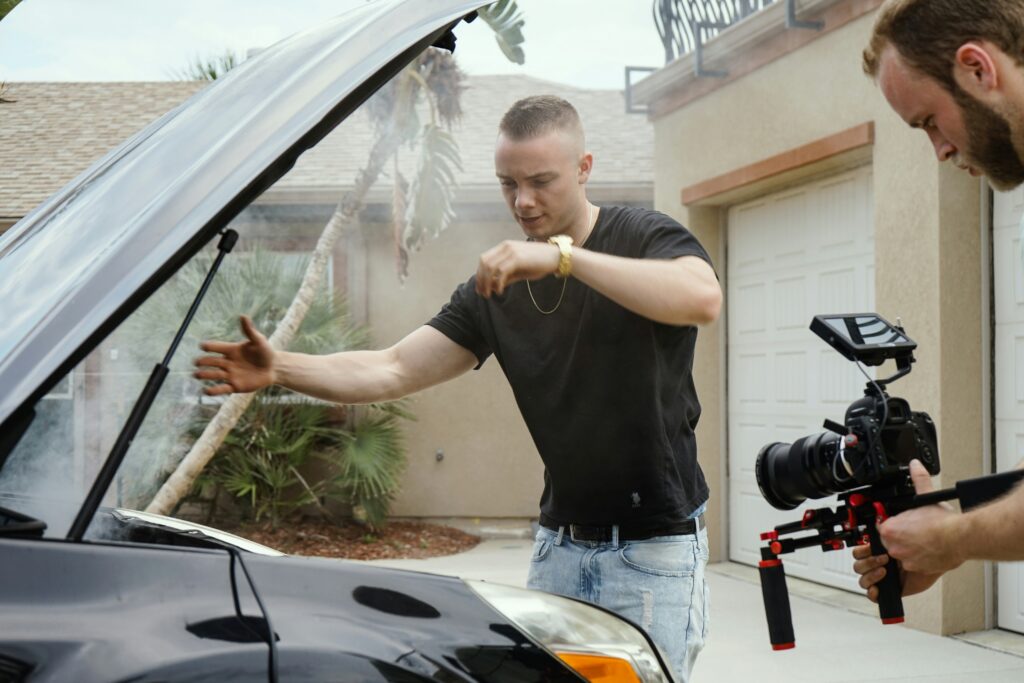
[526,278,567,315]
[525,203,593,315]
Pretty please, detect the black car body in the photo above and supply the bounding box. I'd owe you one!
[0,2,674,681]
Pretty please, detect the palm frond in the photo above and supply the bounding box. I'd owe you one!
[392,164,411,281]
[121,245,365,371]
[477,0,526,65]
[328,412,406,527]
[0,0,22,22]
[420,49,466,128]
[365,64,424,142]
[370,399,417,422]
[174,50,241,81]
[174,51,239,82]
[401,124,462,257]
[200,395,350,525]
[356,497,392,530]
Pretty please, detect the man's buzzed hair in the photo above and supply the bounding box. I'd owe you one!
[499,95,585,149]
[863,0,1024,92]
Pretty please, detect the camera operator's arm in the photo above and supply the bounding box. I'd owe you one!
[880,460,1024,572]
[856,458,1024,598]
[195,316,478,403]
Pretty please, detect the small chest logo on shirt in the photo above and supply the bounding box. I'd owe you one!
[631,492,642,508]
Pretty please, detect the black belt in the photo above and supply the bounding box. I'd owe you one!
[540,514,705,543]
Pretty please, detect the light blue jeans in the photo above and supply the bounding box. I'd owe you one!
[527,523,710,682]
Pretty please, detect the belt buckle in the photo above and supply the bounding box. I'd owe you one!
[569,524,611,542]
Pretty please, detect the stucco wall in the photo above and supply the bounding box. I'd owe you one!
[650,12,985,634]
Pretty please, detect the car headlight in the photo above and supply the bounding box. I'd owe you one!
[466,580,673,683]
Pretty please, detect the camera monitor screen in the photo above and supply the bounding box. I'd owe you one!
[809,313,916,366]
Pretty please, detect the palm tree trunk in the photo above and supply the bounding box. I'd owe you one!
[145,123,406,516]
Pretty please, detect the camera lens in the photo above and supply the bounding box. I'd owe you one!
[755,432,845,510]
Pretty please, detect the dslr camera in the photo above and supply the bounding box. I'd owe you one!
[755,313,940,511]
[757,314,1024,650]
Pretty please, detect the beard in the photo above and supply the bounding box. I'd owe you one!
[954,89,1024,191]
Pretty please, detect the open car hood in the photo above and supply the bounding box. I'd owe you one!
[111,508,286,556]
[0,0,484,430]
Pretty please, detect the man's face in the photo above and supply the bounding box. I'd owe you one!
[878,46,1024,191]
[494,129,587,240]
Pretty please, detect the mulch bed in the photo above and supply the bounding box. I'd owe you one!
[228,518,480,560]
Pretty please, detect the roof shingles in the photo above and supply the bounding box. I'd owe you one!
[0,76,652,219]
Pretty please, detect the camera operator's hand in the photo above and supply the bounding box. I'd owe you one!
[851,544,942,602]
[878,459,966,574]
[194,315,277,395]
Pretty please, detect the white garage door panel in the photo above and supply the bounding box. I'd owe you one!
[992,186,1024,635]
[994,323,1024,423]
[728,166,873,593]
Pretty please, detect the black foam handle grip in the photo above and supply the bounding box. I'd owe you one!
[759,560,795,650]
[868,525,905,624]
[955,469,1024,511]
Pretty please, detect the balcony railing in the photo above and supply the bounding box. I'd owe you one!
[626,0,823,112]
[654,0,776,63]
[654,0,822,64]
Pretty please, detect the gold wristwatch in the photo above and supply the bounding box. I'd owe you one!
[548,234,574,279]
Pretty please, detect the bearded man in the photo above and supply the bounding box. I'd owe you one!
[854,0,1024,602]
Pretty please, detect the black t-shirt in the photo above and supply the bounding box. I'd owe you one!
[427,205,713,527]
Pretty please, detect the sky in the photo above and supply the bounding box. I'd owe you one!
[0,0,666,90]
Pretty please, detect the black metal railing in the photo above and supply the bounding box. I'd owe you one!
[654,0,777,63]
[626,0,822,110]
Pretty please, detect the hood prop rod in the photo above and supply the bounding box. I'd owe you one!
[68,229,239,541]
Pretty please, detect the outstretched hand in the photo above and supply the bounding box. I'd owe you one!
[194,315,276,395]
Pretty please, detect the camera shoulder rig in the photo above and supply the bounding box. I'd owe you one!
[758,469,1024,650]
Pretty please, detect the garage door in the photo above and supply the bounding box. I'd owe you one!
[727,166,874,591]
[992,186,1024,635]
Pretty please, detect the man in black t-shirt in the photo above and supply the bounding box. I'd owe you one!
[431,203,712,530]
[196,95,721,681]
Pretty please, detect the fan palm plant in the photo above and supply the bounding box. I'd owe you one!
[206,397,342,527]
[206,396,408,529]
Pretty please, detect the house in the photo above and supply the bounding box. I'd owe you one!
[0,75,654,527]
[632,0,1018,640]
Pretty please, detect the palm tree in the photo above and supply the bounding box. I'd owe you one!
[145,1,525,516]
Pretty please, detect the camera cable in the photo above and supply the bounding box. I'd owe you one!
[829,361,891,486]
